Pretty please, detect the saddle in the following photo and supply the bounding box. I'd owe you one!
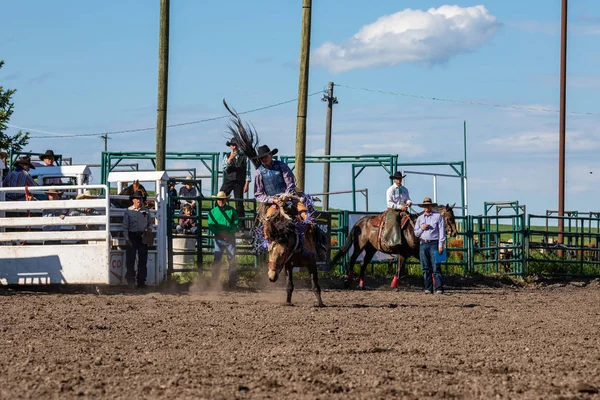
[372,209,411,230]
[374,209,412,252]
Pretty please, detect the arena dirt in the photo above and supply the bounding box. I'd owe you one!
[0,277,599,399]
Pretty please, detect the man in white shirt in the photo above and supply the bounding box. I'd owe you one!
[386,171,412,211]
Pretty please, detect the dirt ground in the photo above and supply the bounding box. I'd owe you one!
[0,277,599,400]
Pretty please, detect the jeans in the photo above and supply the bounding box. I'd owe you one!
[126,232,148,285]
[213,237,236,264]
[419,241,443,292]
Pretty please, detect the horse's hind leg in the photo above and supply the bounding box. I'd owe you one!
[344,243,363,288]
[309,261,324,307]
[358,245,377,290]
[285,265,294,305]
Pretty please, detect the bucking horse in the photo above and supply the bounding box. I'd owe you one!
[263,198,325,307]
[332,204,459,289]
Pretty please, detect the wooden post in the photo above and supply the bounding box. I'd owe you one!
[294,0,312,190]
[156,0,170,171]
[322,82,335,211]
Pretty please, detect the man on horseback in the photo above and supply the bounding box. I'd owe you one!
[386,171,412,211]
[253,145,309,226]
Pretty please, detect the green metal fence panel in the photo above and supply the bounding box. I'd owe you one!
[467,214,525,276]
[527,214,600,276]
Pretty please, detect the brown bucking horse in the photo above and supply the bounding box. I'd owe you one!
[264,204,324,307]
[332,204,459,289]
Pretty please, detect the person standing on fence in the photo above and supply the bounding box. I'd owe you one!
[220,139,251,232]
[207,191,239,287]
[36,150,62,185]
[414,197,446,294]
[123,190,153,289]
[386,171,412,211]
[2,156,37,200]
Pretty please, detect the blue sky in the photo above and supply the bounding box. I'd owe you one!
[2,1,600,216]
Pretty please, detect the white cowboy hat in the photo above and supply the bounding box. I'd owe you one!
[76,190,97,200]
[211,191,230,200]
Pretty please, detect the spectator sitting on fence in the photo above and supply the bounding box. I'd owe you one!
[42,189,68,245]
[176,203,197,235]
[168,181,178,212]
[69,190,101,228]
[2,156,38,200]
[207,191,238,287]
[36,150,62,185]
[178,176,198,210]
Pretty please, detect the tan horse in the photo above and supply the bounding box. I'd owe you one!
[264,205,324,307]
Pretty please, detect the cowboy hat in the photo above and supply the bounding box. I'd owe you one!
[417,197,438,207]
[184,176,194,183]
[129,190,145,200]
[389,171,406,180]
[253,145,278,159]
[45,189,62,196]
[225,139,238,146]
[39,150,57,161]
[211,191,230,200]
[76,190,96,200]
[13,156,36,169]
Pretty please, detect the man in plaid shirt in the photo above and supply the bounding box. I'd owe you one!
[2,157,38,200]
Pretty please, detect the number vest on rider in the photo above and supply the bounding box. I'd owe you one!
[223,153,248,185]
[259,162,287,198]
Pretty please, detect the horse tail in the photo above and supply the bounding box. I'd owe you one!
[331,224,357,266]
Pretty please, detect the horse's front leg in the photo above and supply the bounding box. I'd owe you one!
[309,261,324,307]
[285,264,294,305]
[391,255,406,289]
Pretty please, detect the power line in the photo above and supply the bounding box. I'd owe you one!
[336,84,600,116]
[14,92,322,139]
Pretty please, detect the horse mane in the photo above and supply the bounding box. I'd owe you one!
[223,99,261,169]
[267,217,296,244]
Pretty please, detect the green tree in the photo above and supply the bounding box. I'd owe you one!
[0,60,30,155]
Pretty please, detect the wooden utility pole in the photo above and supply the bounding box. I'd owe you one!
[558,0,567,245]
[294,0,312,190]
[100,133,109,152]
[156,0,170,171]
[322,82,337,211]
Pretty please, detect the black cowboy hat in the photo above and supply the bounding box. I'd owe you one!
[389,171,406,180]
[253,145,278,159]
[39,149,56,161]
[14,156,36,169]
[225,139,238,146]
[129,190,145,200]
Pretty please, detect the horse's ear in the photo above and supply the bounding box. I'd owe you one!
[449,203,456,210]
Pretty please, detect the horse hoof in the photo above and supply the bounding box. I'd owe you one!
[284,302,295,307]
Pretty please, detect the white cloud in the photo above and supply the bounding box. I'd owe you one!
[484,131,600,154]
[313,5,498,73]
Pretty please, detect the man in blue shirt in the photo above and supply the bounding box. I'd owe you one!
[414,197,446,294]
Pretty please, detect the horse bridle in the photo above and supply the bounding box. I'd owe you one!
[269,229,300,271]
